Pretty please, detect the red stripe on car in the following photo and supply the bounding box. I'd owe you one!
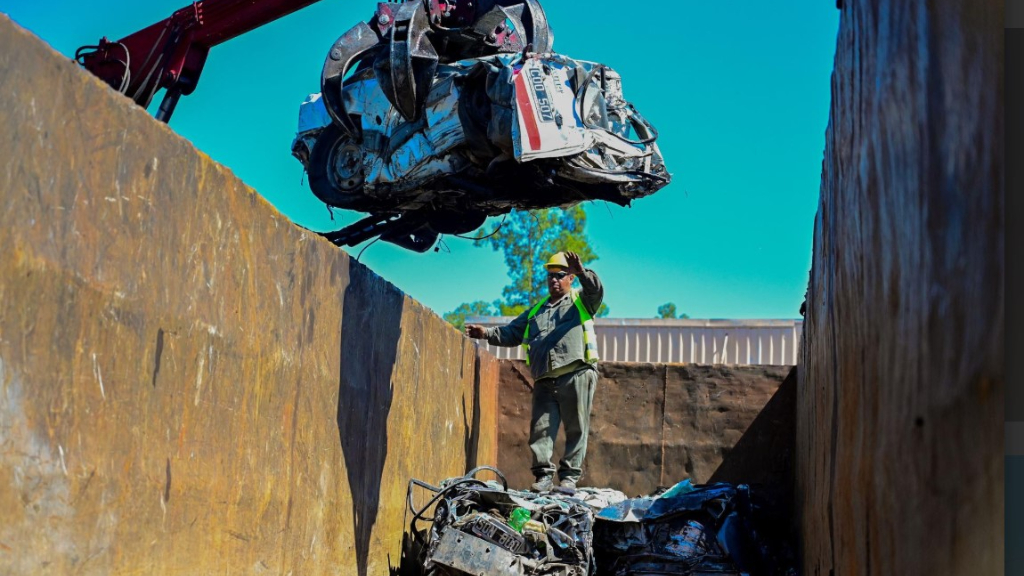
[514,71,542,151]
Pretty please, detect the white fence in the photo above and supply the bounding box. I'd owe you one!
[468,318,802,366]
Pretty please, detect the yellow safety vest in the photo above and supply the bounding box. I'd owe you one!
[521,290,599,366]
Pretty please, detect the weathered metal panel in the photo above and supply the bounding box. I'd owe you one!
[0,15,499,575]
[799,1,1003,575]
[473,318,802,365]
[495,361,790,495]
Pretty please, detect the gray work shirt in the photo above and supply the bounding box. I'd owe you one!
[484,269,604,381]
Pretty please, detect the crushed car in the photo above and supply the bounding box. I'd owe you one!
[408,466,596,576]
[406,468,797,576]
[292,0,670,252]
[593,481,798,576]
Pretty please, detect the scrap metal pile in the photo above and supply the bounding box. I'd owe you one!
[592,481,797,576]
[407,468,796,576]
[293,0,671,252]
[409,467,596,576]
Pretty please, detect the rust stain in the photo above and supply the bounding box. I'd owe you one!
[177,421,187,455]
[282,402,294,436]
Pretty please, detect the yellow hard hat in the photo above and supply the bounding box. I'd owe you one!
[544,252,569,271]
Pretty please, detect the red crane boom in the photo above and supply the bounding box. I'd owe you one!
[77,0,323,121]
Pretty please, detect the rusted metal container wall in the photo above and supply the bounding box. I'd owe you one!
[0,16,499,575]
[495,361,792,495]
[799,1,1003,575]
[473,318,802,365]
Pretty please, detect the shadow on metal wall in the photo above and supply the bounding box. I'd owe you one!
[709,366,797,544]
[462,353,484,473]
[388,348,490,576]
[709,367,796,488]
[337,261,404,576]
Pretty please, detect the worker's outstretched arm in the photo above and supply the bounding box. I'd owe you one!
[466,308,530,347]
[566,251,604,316]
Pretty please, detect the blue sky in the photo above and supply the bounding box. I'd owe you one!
[2,1,839,319]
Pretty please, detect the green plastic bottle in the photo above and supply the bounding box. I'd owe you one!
[508,507,531,532]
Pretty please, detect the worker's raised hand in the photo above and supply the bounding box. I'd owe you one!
[565,251,586,275]
[465,324,486,339]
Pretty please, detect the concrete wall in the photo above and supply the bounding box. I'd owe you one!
[0,15,500,575]
[799,1,1003,575]
[496,361,791,495]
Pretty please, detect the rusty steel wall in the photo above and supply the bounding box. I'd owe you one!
[496,361,791,496]
[799,1,1003,576]
[0,15,500,575]
[709,367,796,490]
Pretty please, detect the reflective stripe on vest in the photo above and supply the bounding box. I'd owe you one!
[521,291,599,366]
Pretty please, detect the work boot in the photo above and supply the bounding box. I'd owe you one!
[555,478,577,494]
[531,476,554,492]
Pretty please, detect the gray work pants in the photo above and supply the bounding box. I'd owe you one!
[529,367,597,482]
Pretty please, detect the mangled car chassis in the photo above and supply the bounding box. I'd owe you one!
[293,0,671,251]
[407,467,796,576]
[409,467,595,575]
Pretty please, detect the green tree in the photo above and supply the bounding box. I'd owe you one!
[657,302,690,319]
[444,300,496,331]
[475,206,599,315]
[444,206,609,326]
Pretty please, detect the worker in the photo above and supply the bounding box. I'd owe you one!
[466,251,603,492]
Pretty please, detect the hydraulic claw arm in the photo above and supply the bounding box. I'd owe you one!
[76,0,324,122]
